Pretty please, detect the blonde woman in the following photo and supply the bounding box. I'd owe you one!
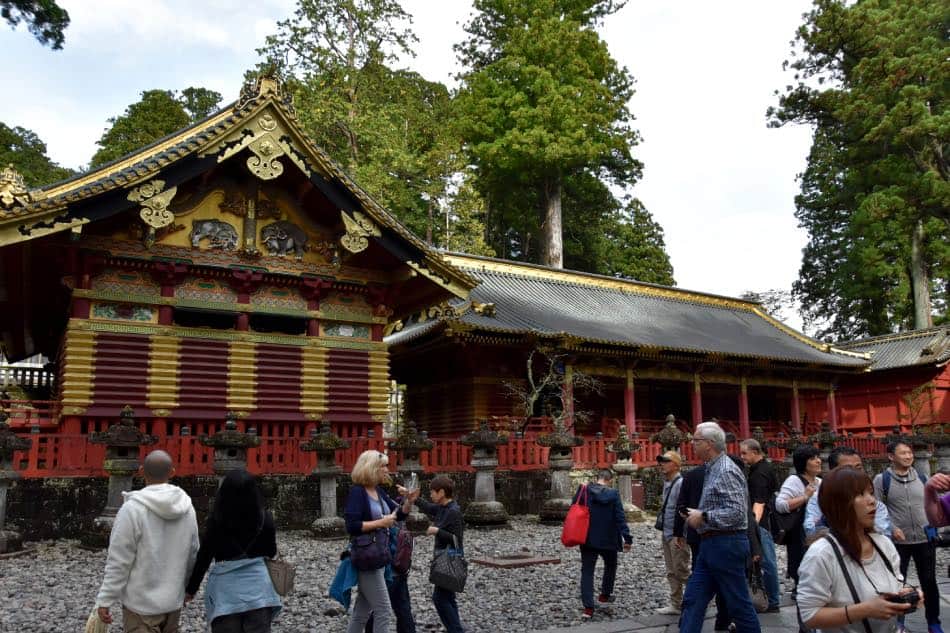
[344,450,417,633]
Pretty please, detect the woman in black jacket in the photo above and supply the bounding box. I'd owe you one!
[185,469,281,633]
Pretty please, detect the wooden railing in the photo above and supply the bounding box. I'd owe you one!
[9,426,894,479]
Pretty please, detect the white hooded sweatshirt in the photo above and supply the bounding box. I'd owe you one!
[95,483,200,616]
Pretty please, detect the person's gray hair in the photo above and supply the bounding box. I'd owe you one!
[597,469,614,482]
[695,421,726,451]
[739,438,762,454]
[143,450,174,481]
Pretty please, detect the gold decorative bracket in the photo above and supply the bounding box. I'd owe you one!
[128,179,178,247]
[246,135,285,180]
[0,164,45,214]
[339,210,381,253]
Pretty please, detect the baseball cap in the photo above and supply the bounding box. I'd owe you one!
[656,451,682,466]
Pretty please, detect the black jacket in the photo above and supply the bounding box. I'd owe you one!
[186,511,277,595]
[416,499,464,552]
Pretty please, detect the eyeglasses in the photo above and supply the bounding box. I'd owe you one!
[692,437,710,444]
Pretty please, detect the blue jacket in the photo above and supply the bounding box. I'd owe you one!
[343,485,407,536]
[572,483,632,551]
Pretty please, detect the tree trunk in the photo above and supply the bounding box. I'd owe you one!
[426,198,434,245]
[540,176,563,268]
[910,218,933,329]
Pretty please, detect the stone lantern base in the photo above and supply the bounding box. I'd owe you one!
[464,501,509,528]
[310,516,347,540]
[80,515,115,549]
[539,498,573,524]
[0,528,23,554]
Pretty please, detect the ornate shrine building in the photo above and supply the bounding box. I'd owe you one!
[0,76,475,442]
[388,254,880,439]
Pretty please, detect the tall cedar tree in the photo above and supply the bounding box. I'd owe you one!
[90,88,222,168]
[0,122,73,186]
[454,0,642,268]
[769,0,948,339]
[2,0,69,49]
[260,0,479,244]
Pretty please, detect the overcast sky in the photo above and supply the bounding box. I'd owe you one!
[0,0,816,328]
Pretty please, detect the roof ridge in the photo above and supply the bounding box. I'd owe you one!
[839,325,950,348]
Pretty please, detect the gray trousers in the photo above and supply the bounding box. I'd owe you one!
[346,568,391,633]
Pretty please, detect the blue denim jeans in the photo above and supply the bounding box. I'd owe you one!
[680,533,761,633]
[758,526,781,608]
[579,546,618,609]
[432,586,464,633]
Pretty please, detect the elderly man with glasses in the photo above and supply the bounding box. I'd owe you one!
[679,421,761,633]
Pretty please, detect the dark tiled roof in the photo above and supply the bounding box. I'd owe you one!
[838,326,950,371]
[388,255,870,368]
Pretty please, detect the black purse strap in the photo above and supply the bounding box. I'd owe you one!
[659,475,681,514]
[824,535,873,633]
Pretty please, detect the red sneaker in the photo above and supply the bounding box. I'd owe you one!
[582,607,594,619]
[597,594,615,603]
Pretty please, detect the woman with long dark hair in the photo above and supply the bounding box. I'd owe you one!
[185,469,282,633]
[798,466,920,632]
[775,444,822,593]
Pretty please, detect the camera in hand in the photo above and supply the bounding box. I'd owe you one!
[885,589,920,613]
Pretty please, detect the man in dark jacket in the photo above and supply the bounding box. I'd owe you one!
[573,469,633,619]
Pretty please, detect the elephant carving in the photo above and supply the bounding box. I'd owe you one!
[190,219,238,250]
[261,220,309,258]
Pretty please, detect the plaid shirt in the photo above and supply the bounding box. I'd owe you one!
[697,452,748,533]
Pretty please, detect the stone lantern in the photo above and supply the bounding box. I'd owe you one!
[751,425,766,448]
[536,419,584,523]
[904,425,938,478]
[650,414,690,454]
[926,424,950,473]
[301,422,350,539]
[459,419,509,527]
[200,412,261,484]
[86,405,158,547]
[808,421,839,474]
[0,412,31,553]
[607,425,643,521]
[389,421,434,530]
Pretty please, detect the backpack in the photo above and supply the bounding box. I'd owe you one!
[392,524,414,575]
[881,467,927,504]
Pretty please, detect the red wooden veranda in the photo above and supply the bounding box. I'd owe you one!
[10,431,888,479]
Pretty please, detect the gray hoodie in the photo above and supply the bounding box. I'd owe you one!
[95,483,199,616]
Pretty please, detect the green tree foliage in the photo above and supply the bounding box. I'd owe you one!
[0,122,73,186]
[769,0,948,339]
[260,0,479,243]
[89,88,222,168]
[454,0,642,268]
[2,0,69,49]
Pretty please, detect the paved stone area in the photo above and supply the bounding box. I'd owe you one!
[532,577,950,632]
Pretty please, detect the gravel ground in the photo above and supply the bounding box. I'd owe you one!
[1,518,947,633]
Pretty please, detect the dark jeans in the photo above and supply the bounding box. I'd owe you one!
[432,586,464,633]
[896,541,940,625]
[579,546,618,609]
[680,533,761,633]
[365,573,416,633]
[688,542,729,628]
[211,607,272,633]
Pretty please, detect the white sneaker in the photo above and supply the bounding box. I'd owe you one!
[656,606,681,615]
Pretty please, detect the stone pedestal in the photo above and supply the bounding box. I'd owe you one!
[84,406,157,548]
[537,421,583,524]
[301,423,349,539]
[200,412,261,485]
[389,421,434,531]
[0,413,31,553]
[460,420,509,528]
[809,421,838,475]
[607,425,643,521]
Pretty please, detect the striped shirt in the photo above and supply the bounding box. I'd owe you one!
[697,452,748,533]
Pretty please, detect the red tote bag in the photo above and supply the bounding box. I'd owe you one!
[561,484,590,547]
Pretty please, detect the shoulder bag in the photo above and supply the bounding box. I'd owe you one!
[429,533,468,593]
[769,475,809,545]
[561,484,591,547]
[351,528,391,571]
[748,560,768,613]
[265,552,296,596]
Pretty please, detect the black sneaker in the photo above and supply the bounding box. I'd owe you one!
[765,605,781,613]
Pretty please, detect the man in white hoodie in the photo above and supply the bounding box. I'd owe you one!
[95,450,199,632]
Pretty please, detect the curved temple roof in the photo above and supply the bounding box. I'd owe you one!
[838,326,950,371]
[388,253,871,369]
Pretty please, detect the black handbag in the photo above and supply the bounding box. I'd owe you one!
[748,561,768,613]
[350,528,391,571]
[768,476,808,545]
[429,534,467,593]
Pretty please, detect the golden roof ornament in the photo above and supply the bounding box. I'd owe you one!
[0,164,32,212]
[128,178,178,247]
[235,66,297,118]
[339,209,380,253]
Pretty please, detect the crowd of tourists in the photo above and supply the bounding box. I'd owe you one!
[572,420,949,633]
[89,449,465,633]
